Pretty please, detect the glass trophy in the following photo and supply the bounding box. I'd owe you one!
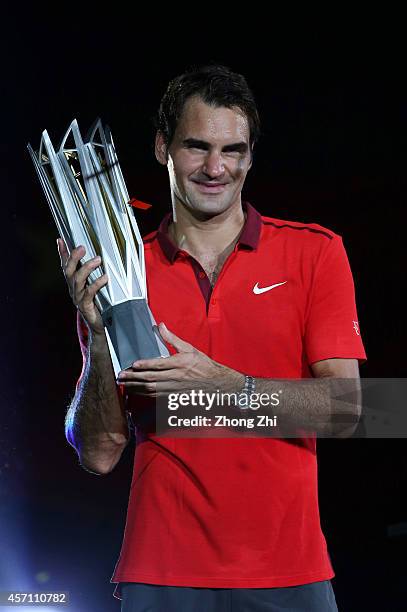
[27,119,170,376]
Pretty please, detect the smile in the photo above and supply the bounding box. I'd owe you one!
[192,181,228,194]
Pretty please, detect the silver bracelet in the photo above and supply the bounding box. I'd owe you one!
[237,375,256,409]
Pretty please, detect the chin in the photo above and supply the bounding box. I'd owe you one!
[187,195,235,216]
[194,203,230,219]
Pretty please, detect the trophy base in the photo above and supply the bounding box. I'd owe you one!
[102,299,169,371]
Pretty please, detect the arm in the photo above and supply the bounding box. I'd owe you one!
[58,239,129,475]
[251,357,362,437]
[312,357,362,437]
[65,326,130,475]
[118,326,362,438]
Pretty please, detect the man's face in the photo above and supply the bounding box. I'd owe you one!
[155,96,253,218]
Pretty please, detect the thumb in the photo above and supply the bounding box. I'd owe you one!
[158,322,193,353]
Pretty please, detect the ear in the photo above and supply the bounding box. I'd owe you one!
[155,131,168,165]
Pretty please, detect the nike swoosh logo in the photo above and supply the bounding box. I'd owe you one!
[253,281,287,294]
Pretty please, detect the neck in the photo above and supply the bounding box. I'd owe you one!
[168,200,246,256]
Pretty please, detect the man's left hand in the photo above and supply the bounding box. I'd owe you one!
[117,322,244,397]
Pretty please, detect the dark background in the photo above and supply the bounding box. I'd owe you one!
[2,12,406,611]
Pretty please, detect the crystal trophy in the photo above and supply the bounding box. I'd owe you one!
[27,119,170,376]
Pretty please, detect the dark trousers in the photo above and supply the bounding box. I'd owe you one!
[120,580,338,611]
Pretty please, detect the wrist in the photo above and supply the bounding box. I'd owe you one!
[218,366,245,395]
[237,375,256,409]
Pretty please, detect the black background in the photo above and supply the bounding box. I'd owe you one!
[2,11,406,611]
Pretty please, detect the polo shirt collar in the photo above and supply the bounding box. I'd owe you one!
[157,201,262,264]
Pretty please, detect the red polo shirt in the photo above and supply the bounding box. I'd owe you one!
[76,202,366,597]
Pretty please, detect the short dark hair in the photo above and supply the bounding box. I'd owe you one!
[155,64,261,150]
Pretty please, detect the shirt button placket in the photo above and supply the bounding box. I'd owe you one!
[209,295,220,318]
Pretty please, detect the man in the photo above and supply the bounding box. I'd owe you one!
[60,65,366,611]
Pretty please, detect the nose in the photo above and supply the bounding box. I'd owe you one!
[202,150,224,178]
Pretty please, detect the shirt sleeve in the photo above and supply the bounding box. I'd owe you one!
[304,234,367,365]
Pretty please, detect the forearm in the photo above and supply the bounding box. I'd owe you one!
[65,331,129,473]
[245,376,361,437]
[211,363,360,437]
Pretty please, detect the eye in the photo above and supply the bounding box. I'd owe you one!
[223,147,247,157]
[184,141,208,152]
[224,150,241,156]
[185,145,207,153]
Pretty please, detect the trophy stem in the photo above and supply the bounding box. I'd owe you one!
[102,299,169,371]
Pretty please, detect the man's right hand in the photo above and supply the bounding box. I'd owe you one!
[57,238,108,337]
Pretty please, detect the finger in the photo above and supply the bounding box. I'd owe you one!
[118,369,181,382]
[131,354,183,371]
[74,255,102,288]
[81,274,109,307]
[64,245,86,279]
[72,257,102,302]
[57,238,69,267]
[158,322,194,353]
[118,380,180,395]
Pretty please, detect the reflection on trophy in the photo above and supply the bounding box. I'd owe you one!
[27,119,170,376]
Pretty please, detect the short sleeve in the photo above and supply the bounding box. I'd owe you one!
[304,234,367,365]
